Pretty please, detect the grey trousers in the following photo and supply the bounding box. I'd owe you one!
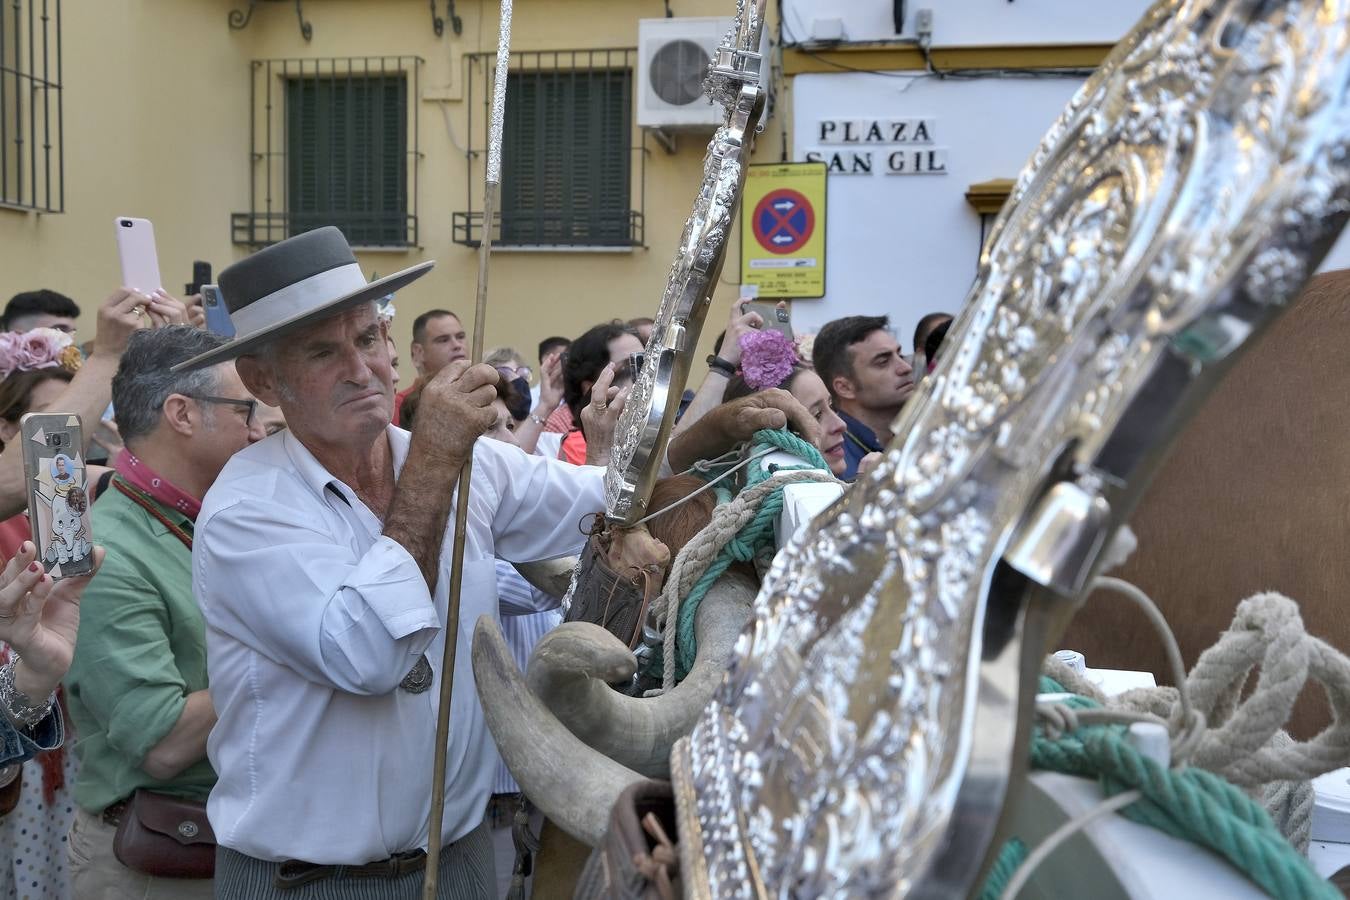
[214,821,495,900]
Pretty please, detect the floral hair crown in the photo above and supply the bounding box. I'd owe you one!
[0,328,82,383]
[738,328,799,391]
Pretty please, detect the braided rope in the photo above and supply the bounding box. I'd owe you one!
[986,590,1350,899]
[649,430,835,689]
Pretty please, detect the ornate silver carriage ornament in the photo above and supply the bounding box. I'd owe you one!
[672,1,1350,896]
[604,0,769,526]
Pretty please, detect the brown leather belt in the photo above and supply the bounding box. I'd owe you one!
[274,849,427,890]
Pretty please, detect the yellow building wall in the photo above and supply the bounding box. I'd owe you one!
[0,0,789,373]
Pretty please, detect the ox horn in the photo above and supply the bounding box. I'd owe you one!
[525,568,756,778]
[472,615,648,847]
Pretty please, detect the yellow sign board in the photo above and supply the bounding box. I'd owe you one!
[740,162,827,298]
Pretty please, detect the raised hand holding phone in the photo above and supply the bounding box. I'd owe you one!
[19,414,93,580]
[114,217,163,295]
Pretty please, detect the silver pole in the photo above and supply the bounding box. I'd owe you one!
[422,1,512,895]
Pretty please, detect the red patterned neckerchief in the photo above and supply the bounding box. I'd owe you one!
[113,450,201,522]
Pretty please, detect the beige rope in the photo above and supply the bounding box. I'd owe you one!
[651,469,839,691]
[1048,588,1350,852]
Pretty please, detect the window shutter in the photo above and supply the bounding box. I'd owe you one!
[499,66,632,246]
[286,72,408,245]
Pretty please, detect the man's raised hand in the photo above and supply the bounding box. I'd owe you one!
[413,360,501,463]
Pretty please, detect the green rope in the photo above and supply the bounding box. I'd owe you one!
[977,839,1028,900]
[671,429,828,680]
[980,677,1336,899]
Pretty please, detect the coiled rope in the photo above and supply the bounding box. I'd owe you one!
[646,429,835,689]
[984,582,1350,899]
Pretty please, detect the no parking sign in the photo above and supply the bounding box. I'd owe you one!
[740,162,827,298]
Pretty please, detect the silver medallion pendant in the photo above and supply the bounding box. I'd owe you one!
[399,655,434,694]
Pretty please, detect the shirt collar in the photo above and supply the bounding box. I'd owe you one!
[837,409,884,453]
[281,425,410,507]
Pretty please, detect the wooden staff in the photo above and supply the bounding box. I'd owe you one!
[422,1,513,895]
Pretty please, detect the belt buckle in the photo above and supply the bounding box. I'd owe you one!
[275,860,330,890]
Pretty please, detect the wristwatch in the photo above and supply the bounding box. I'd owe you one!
[707,354,737,378]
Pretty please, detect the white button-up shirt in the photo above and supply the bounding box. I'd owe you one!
[193,426,602,864]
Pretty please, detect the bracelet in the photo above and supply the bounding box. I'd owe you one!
[529,413,547,427]
[706,354,737,378]
[0,657,54,729]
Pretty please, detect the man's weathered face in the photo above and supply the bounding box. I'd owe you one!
[411,314,466,378]
[845,329,914,411]
[265,305,394,448]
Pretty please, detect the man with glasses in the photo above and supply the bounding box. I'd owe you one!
[64,326,265,897]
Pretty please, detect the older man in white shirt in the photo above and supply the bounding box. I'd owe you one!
[177,228,614,898]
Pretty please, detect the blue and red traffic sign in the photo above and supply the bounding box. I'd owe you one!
[752,189,815,255]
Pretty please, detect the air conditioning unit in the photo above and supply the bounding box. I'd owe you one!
[637,17,768,130]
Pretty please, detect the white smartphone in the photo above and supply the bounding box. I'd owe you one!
[114,217,163,294]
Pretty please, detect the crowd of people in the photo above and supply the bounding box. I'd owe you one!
[0,225,949,899]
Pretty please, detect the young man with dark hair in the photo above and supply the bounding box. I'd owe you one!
[532,336,571,409]
[537,336,570,365]
[395,309,466,425]
[812,315,914,480]
[3,289,81,334]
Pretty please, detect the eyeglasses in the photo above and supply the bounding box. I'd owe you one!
[496,365,532,383]
[186,394,257,427]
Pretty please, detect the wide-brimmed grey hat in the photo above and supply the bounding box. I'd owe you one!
[172,226,433,371]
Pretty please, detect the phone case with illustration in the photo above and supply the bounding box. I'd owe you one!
[20,414,93,579]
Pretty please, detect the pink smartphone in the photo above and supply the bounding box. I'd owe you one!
[114,216,163,294]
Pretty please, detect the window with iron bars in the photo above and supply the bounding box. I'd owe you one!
[233,57,421,248]
[454,49,645,249]
[0,0,63,214]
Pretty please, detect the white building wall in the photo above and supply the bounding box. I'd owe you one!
[782,0,1350,343]
[788,72,1083,337]
[781,0,1148,47]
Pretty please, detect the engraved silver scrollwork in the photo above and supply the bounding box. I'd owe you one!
[604,0,769,525]
[676,1,1350,896]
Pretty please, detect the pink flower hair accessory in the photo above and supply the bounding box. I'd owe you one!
[0,327,80,382]
[738,328,798,391]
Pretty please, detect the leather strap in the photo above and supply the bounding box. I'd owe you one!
[275,849,428,889]
[112,478,193,552]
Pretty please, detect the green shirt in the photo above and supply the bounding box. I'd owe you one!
[64,479,215,811]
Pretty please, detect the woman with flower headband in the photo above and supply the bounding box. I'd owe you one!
[0,327,105,900]
[0,287,186,900]
[0,329,113,559]
[722,328,856,478]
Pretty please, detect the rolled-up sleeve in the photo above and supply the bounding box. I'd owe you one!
[70,564,191,763]
[196,497,440,696]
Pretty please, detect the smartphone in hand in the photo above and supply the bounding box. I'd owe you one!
[114,217,163,295]
[741,300,793,342]
[200,285,236,338]
[20,414,93,580]
[186,260,212,297]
